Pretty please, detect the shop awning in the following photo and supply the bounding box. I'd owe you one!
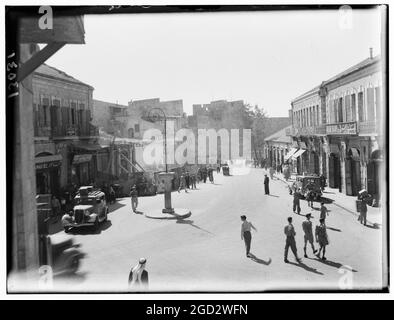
[291,149,306,159]
[284,148,298,161]
[74,143,106,151]
[73,154,92,164]
[35,154,62,170]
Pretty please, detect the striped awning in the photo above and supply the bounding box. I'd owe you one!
[292,149,306,159]
[284,148,298,161]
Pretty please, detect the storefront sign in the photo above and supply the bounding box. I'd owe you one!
[35,160,61,170]
[35,154,62,170]
[73,154,92,164]
[326,122,357,135]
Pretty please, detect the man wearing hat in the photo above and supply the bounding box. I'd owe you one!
[302,213,318,258]
[128,258,149,290]
[264,174,270,195]
[130,185,139,213]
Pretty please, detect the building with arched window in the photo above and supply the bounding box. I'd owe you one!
[288,52,384,204]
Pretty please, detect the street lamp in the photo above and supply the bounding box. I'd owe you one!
[141,107,168,172]
[142,107,175,214]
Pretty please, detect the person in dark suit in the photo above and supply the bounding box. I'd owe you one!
[128,258,149,290]
[264,174,270,195]
[293,189,302,214]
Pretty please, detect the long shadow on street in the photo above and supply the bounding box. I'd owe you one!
[287,261,324,275]
[312,258,358,272]
[176,219,214,235]
[248,253,272,266]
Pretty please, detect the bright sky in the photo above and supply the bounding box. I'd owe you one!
[45,7,382,117]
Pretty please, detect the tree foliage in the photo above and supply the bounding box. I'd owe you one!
[242,103,268,159]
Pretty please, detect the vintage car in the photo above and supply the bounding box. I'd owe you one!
[39,234,85,276]
[291,175,323,200]
[61,187,108,232]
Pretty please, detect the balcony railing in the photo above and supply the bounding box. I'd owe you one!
[358,121,377,135]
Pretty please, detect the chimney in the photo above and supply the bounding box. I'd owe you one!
[369,47,373,59]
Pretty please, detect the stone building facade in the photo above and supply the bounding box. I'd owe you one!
[188,100,248,164]
[289,54,384,203]
[32,64,104,195]
[263,125,293,170]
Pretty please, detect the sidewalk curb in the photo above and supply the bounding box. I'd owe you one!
[274,174,380,227]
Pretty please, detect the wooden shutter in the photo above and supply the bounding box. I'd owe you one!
[366,87,375,121]
[345,95,351,122]
[375,87,381,123]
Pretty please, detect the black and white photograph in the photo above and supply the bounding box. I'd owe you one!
[3,2,389,295]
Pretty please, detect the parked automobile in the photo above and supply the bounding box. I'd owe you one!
[291,175,323,200]
[61,187,108,232]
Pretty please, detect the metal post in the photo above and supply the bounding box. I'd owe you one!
[164,117,168,173]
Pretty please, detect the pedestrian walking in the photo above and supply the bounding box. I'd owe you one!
[202,167,207,183]
[302,213,318,258]
[208,168,214,183]
[320,174,326,191]
[51,195,61,218]
[306,190,314,208]
[192,174,197,189]
[284,217,302,263]
[320,202,328,220]
[293,189,301,214]
[264,174,270,195]
[357,189,371,226]
[178,175,188,193]
[185,172,190,189]
[130,185,138,213]
[128,258,149,290]
[315,218,329,260]
[109,185,116,204]
[240,215,257,258]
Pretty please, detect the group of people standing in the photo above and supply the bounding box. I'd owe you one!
[240,213,329,263]
[284,214,329,262]
[178,171,197,193]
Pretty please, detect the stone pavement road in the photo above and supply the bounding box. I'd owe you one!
[52,168,386,292]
